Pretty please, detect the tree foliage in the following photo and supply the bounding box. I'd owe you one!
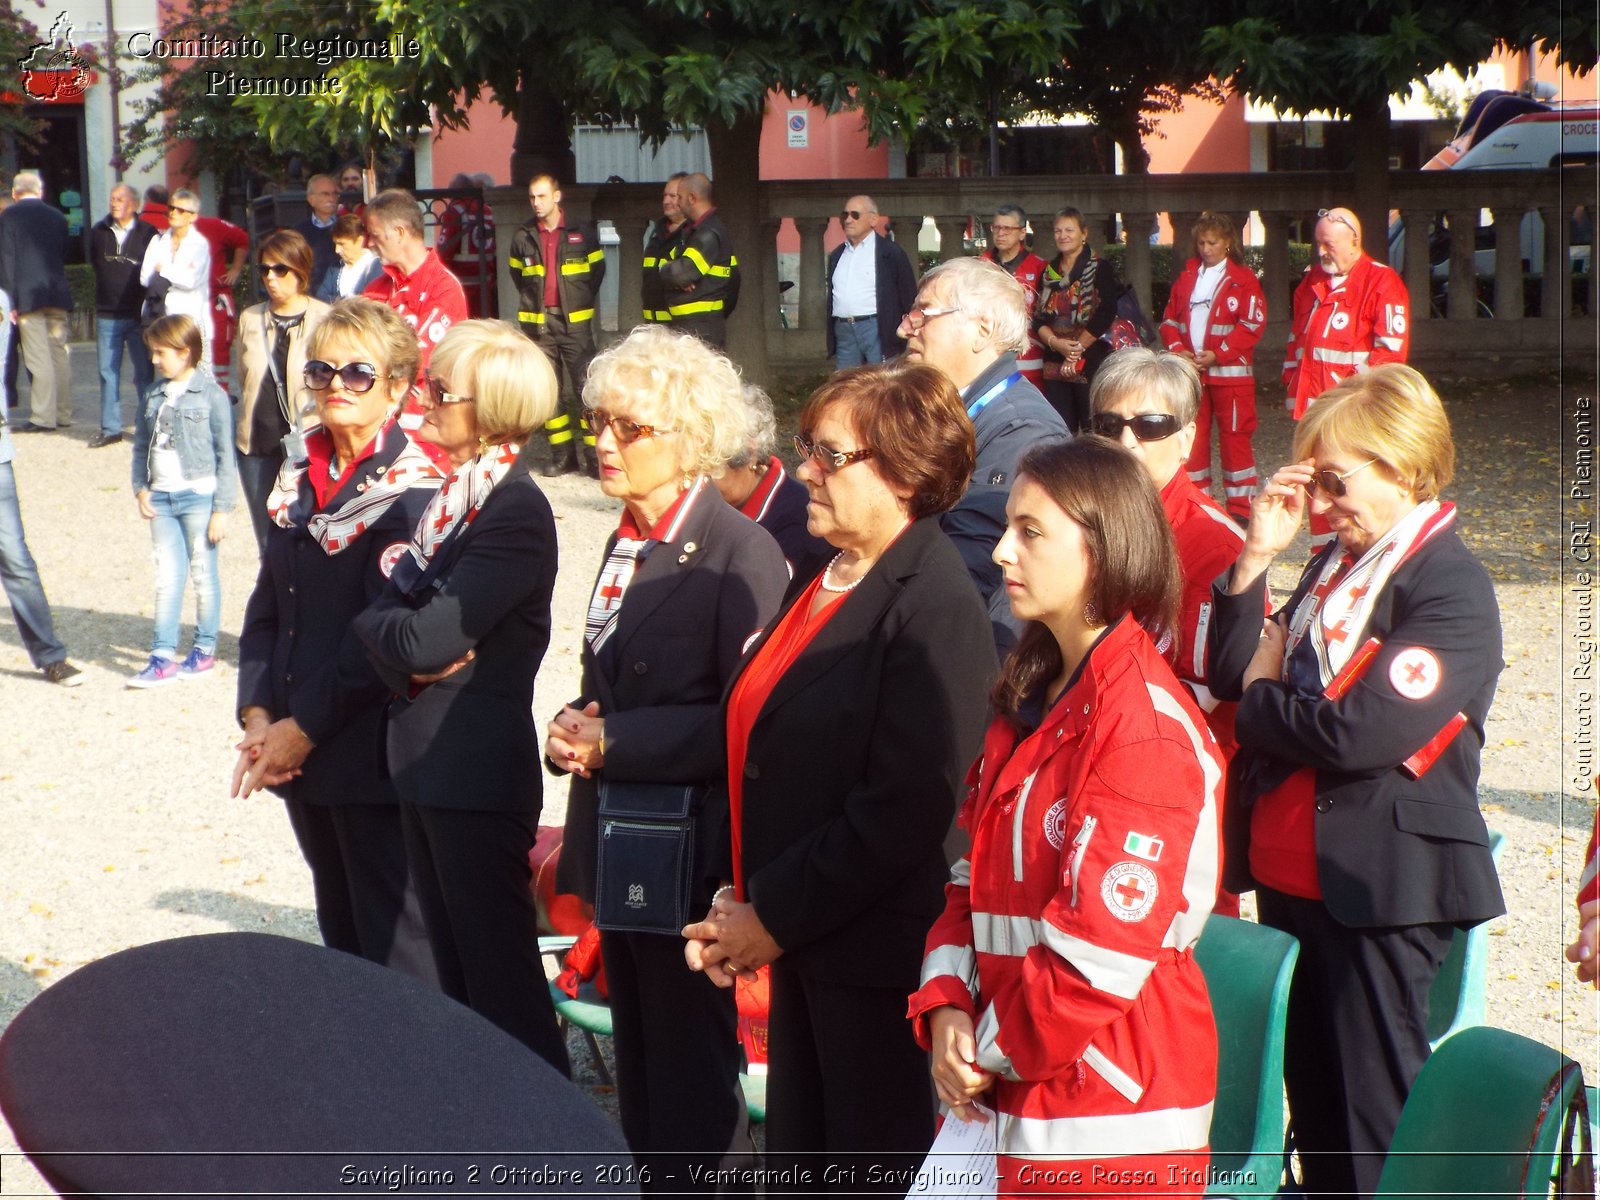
[0,1,66,155]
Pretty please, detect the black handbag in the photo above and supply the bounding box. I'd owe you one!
[593,781,702,936]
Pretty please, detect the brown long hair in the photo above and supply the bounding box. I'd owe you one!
[991,436,1181,721]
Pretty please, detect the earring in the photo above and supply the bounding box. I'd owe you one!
[1083,601,1101,627]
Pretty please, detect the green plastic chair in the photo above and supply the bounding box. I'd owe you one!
[1427,829,1508,1048]
[536,935,766,1121]
[1376,1025,1589,1198]
[1192,914,1300,1198]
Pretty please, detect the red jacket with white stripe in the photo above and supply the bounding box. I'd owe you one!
[1283,255,1410,418]
[909,618,1222,1189]
[983,249,1049,384]
[1159,257,1265,387]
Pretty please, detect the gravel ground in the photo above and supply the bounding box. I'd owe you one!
[0,351,1593,1193]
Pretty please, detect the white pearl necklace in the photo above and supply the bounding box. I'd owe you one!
[819,551,864,593]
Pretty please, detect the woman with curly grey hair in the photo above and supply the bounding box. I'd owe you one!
[546,323,789,1188]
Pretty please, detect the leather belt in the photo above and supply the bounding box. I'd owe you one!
[834,314,874,324]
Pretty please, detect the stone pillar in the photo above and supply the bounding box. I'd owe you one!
[1122,214,1153,319]
[1084,215,1109,255]
[1492,207,1524,321]
[614,216,650,333]
[889,216,926,279]
[1399,208,1432,321]
[1446,208,1478,320]
[1261,211,1293,333]
[762,219,784,334]
[1540,206,1569,319]
[935,215,968,262]
[798,219,830,351]
[1169,212,1199,254]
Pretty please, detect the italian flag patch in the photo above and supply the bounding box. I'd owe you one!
[1123,832,1164,862]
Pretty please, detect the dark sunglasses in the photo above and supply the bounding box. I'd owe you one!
[840,209,870,221]
[424,377,473,406]
[584,407,673,444]
[1304,458,1376,499]
[793,432,874,474]
[167,205,198,216]
[1090,412,1183,443]
[259,263,296,278]
[303,360,382,393]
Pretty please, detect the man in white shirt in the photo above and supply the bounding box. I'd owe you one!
[825,195,917,368]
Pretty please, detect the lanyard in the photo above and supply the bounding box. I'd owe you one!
[965,371,1022,420]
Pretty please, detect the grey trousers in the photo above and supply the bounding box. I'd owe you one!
[18,309,71,428]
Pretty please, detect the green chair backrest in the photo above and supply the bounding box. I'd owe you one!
[1427,829,1506,1047]
[1376,1025,1583,1198]
[1192,915,1300,1197]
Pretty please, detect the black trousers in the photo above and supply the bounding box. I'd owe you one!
[764,961,935,1196]
[531,314,596,450]
[669,313,727,349]
[1257,887,1455,1200]
[282,797,436,985]
[399,802,570,1075]
[600,927,753,1194]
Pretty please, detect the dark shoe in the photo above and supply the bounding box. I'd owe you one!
[42,660,84,687]
[89,432,123,449]
[541,444,578,478]
[579,446,599,479]
[11,422,53,433]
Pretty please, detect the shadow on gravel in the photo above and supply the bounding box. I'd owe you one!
[1477,786,1594,834]
[153,889,318,940]
[0,607,242,674]
[0,957,45,1029]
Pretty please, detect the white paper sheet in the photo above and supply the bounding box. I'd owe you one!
[905,1103,998,1198]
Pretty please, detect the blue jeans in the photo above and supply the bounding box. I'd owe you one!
[833,317,883,368]
[98,316,154,436]
[0,459,67,667]
[148,489,220,659]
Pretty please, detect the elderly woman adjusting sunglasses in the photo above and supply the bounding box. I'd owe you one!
[549,323,788,1188]
[1206,363,1505,1198]
[684,362,994,1190]
[1090,347,1251,916]
[350,319,570,1074]
[234,298,443,986]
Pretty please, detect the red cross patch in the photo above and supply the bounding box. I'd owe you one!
[1389,647,1442,700]
[378,542,409,579]
[1100,861,1159,922]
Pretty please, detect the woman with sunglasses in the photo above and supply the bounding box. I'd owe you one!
[1208,364,1504,1198]
[1090,347,1249,916]
[545,323,787,1184]
[910,435,1222,1195]
[684,362,994,1190]
[232,230,331,555]
[139,188,212,359]
[350,319,569,1072]
[234,298,443,987]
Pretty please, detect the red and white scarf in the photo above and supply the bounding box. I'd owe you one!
[584,476,708,655]
[266,429,441,555]
[1286,500,1454,686]
[398,441,525,584]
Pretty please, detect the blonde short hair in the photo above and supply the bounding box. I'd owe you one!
[309,298,420,393]
[583,324,747,477]
[1293,364,1455,501]
[430,320,557,444]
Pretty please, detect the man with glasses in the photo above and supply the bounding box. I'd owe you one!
[1284,206,1410,420]
[88,183,158,447]
[897,257,1067,656]
[979,204,1047,384]
[294,175,342,301]
[0,172,73,433]
[825,194,917,367]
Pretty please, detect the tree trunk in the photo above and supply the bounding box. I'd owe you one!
[707,111,770,387]
[1350,89,1392,265]
[510,73,575,187]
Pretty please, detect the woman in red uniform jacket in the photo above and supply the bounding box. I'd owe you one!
[910,435,1224,1195]
[1159,212,1266,523]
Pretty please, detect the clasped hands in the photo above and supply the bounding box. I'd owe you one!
[682,892,782,988]
[545,701,604,778]
[231,707,312,798]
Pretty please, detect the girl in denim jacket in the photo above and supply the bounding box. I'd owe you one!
[130,314,237,686]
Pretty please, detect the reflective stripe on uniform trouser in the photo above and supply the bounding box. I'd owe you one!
[533,312,598,447]
[1186,382,1257,518]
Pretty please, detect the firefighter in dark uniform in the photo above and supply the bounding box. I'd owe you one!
[658,173,739,349]
[508,174,606,476]
[641,172,688,325]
